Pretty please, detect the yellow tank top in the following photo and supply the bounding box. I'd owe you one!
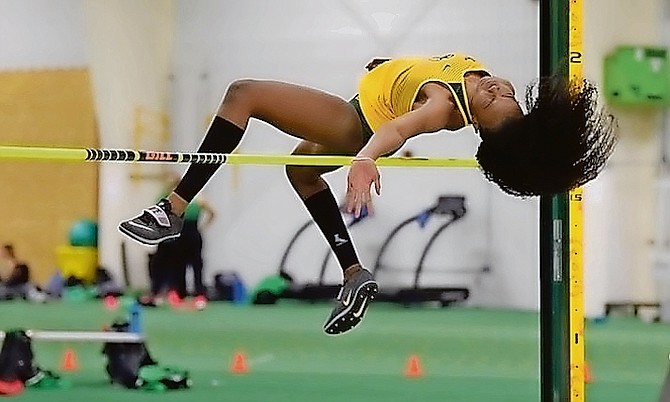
[357,54,489,132]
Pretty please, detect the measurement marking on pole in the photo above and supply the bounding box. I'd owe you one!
[553,219,563,282]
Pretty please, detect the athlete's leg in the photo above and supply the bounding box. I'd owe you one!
[119,79,377,335]
[119,80,364,245]
[286,141,378,336]
[171,79,365,213]
[286,141,361,273]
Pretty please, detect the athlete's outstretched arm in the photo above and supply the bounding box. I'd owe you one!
[345,84,453,217]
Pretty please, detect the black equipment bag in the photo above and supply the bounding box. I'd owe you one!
[102,321,190,391]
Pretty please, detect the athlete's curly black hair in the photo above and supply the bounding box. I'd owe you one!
[475,76,618,197]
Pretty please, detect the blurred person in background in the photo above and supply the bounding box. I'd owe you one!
[0,244,14,280]
[0,244,45,302]
[120,53,617,335]
[141,173,215,310]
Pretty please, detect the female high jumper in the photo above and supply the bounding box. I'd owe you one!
[119,53,617,335]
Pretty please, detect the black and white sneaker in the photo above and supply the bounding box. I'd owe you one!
[118,199,183,246]
[324,266,378,336]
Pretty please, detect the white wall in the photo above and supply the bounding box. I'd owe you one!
[169,0,540,309]
[82,0,175,287]
[583,0,665,317]
[0,0,87,69]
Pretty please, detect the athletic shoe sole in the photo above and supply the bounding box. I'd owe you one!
[117,224,181,246]
[324,280,378,336]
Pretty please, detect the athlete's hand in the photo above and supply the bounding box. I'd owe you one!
[345,158,381,218]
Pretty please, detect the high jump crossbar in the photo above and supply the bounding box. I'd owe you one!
[0,146,479,168]
[0,330,144,343]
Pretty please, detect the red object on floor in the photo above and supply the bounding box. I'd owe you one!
[229,351,248,374]
[60,348,79,371]
[193,295,208,310]
[404,354,423,378]
[102,295,119,311]
[167,290,183,307]
[0,380,24,396]
[585,361,593,383]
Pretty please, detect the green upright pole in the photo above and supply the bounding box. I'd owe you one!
[539,1,571,402]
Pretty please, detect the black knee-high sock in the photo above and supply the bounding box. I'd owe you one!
[174,116,244,202]
[303,188,360,272]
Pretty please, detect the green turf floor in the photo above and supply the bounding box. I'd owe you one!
[0,299,668,402]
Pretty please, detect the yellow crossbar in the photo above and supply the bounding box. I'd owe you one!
[0,146,479,168]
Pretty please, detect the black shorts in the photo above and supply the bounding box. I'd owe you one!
[349,95,374,142]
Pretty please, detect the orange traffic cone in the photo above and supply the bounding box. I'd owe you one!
[229,351,248,374]
[404,354,423,378]
[60,348,79,372]
[584,362,593,383]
